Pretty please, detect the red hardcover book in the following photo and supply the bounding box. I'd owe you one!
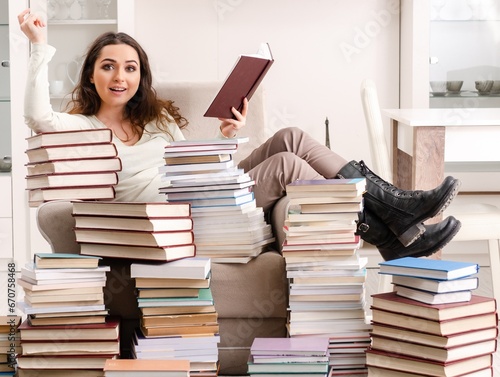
[26,128,112,149]
[79,242,196,262]
[371,291,497,321]
[204,43,273,119]
[18,316,120,341]
[365,348,493,376]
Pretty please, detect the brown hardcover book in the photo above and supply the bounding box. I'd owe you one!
[365,348,493,376]
[74,228,194,248]
[20,339,120,356]
[141,312,218,327]
[370,323,499,349]
[371,308,498,336]
[137,287,200,298]
[34,253,101,269]
[204,42,273,119]
[134,277,210,289]
[26,171,118,190]
[79,242,196,261]
[371,292,497,321]
[25,143,118,163]
[28,185,116,207]
[16,354,117,370]
[73,215,193,232]
[28,314,107,326]
[24,292,104,305]
[18,278,106,292]
[72,201,191,218]
[370,334,497,363]
[141,323,219,338]
[18,316,119,341]
[366,365,493,377]
[0,316,21,332]
[103,359,189,375]
[26,128,112,149]
[26,157,122,176]
[140,305,216,316]
[17,369,106,377]
[165,153,232,165]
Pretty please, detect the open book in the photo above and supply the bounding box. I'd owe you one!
[204,42,274,119]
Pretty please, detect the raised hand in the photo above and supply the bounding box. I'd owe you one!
[18,8,46,44]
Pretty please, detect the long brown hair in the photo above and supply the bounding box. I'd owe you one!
[67,32,188,137]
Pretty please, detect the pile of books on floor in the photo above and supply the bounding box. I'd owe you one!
[103,359,190,377]
[16,253,118,377]
[160,138,274,263]
[367,256,498,376]
[130,256,220,377]
[72,201,196,261]
[0,316,21,377]
[283,178,372,376]
[25,129,122,207]
[247,337,330,376]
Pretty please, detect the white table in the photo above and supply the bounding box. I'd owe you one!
[383,108,500,192]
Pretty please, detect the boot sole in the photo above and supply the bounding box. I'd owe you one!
[398,178,462,247]
[407,219,462,259]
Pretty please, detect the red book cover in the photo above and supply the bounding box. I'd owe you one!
[204,43,273,119]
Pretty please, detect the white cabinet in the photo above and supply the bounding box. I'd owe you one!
[0,174,12,262]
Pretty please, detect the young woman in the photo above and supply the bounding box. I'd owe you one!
[19,9,461,260]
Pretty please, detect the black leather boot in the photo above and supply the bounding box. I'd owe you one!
[337,160,460,247]
[356,208,461,261]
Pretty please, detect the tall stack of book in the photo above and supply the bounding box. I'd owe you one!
[16,253,117,377]
[130,256,220,377]
[103,359,190,377]
[367,257,498,376]
[283,178,372,376]
[25,129,122,207]
[247,337,330,377]
[0,316,21,377]
[72,201,196,262]
[160,138,275,263]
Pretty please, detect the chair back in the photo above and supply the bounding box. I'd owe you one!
[360,79,393,182]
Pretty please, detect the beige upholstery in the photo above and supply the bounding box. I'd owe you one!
[35,82,290,375]
[360,78,500,303]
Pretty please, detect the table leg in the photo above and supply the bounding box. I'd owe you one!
[412,126,445,192]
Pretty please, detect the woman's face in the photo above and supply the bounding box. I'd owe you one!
[91,43,141,110]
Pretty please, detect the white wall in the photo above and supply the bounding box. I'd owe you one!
[133,0,401,165]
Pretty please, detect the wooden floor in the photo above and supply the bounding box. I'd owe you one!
[365,267,499,376]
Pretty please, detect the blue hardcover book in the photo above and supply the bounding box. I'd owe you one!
[379,257,479,280]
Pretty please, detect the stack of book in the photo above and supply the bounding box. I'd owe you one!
[16,253,117,377]
[72,201,196,261]
[130,256,220,377]
[103,359,190,377]
[160,138,275,263]
[366,257,498,376]
[247,337,330,376]
[25,129,122,207]
[0,316,21,377]
[379,256,480,305]
[283,178,371,376]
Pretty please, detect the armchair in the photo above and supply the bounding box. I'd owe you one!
[35,81,291,375]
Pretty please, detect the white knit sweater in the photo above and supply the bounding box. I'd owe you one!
[24,43,186,202]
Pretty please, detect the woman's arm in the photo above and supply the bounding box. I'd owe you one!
[19,9,90,134]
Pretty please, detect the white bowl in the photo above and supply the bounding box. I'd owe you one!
[475,80,493,95]
[446,81,463,93]
[430,81,447,93]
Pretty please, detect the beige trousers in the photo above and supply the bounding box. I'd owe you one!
[238,127,348,213]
